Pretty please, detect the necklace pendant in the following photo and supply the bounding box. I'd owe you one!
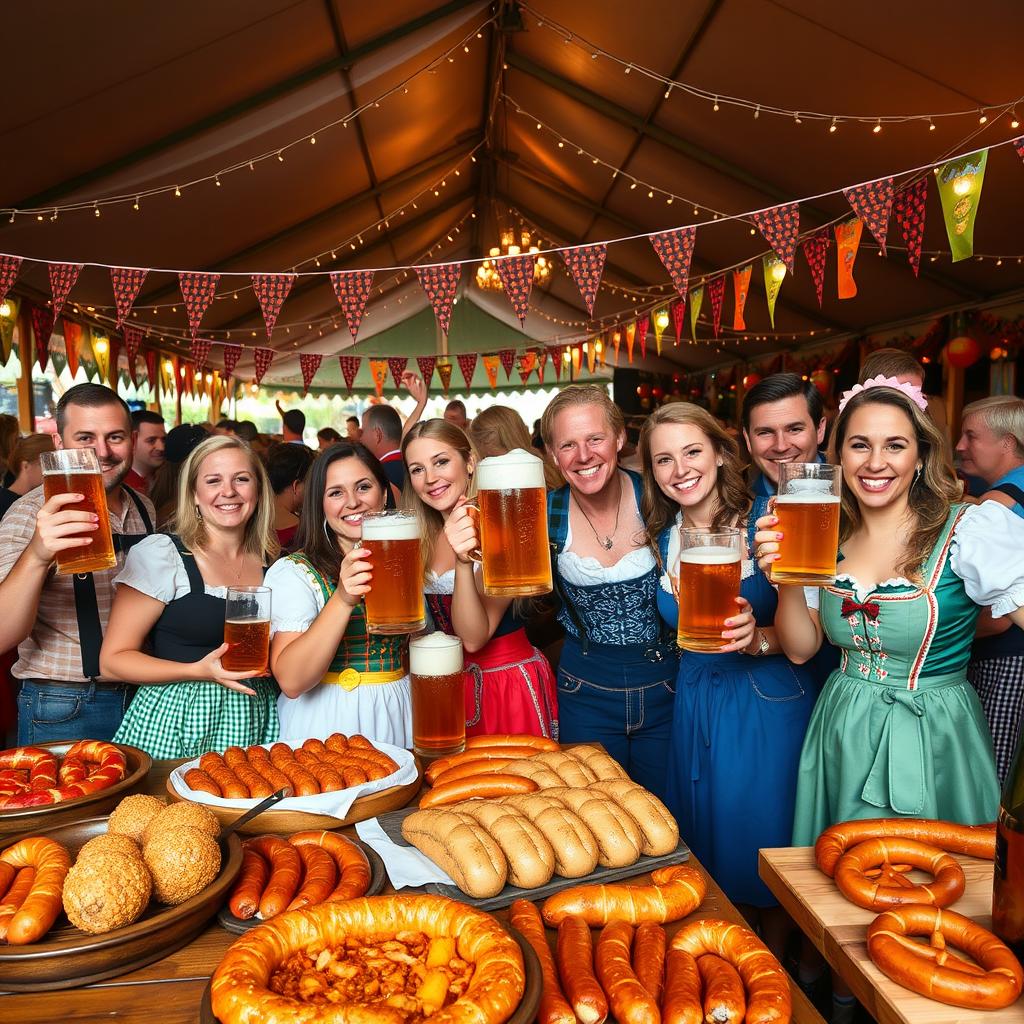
[603,537,614,550]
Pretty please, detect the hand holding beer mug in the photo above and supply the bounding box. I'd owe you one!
[223,586,271,674]
[39,448,116,574]
[361,510,426,635]
[676,527,743,653]
[768,463,841,585]
[409,633,465,759]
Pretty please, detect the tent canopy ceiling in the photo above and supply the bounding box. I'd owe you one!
[3,0,1022,384]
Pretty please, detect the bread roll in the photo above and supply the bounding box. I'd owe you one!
[592,781,680,856]
[457,801,556,889]
[572,747,630,781]
[502,794,600,878]
[534,751,598,788]
[546,788,645,859]
[501,760,566,789]
[401,809,507,897]
[543,789,641,868]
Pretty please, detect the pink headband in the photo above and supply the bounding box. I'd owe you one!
[838,374,929,415]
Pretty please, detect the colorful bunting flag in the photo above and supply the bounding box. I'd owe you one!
[751,204,799,273]
[535,348,548,383]
[387,356,408,390]
[671,299,685,346]
[299,353,322,395]
[0,256,21,305]
[521,350,538,379]
[124,326,142,386]
[652,307,667,354]
[571,345,582,378]
[457,352,478,388]
[251,273,295,338]
[191,338,213,373]
[93,332,112,385]
[625,321,636,363]
[707,277,725,338]
[482,354,501,389]
[331,270,375,342]
[177,272,220,340]
[650,227,696,301]
[63,319,84,378]
[145,349,158,392]
[369,359,388,397]
[551,344,565,380]
[339,354,361,391]
[30,306,54,367]
[416,264,461,335]
[109,267,147,329]
[689,285,704,341]
[0,296,19,366]
[610,330,621,361]
[636,316,650,359]
[834,218,863,299]
[49,262,82,320]
[436,358,453,393]
[416,355,436,388]
[763,254,786,328]
[496,254,535,325]
[561,244,606,316]
[105,336,121,389]
[801,231,830,307]
[732,266,752,329]
[844,177,894,255]
[498,349,516,381]
[893,179,928,277]
[935,150,988,262]
[1015,137,1024,163]
[222,343,243,378]
[252,346,274,385]
[585,340,597,374]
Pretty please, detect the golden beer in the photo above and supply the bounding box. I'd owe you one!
[770,494,840,584]
[677,547,741,652]
[223,586,271,672]
[476,448,552,597]
[41,449,116,575]
[362,511,425,635]
[409,633,465,758]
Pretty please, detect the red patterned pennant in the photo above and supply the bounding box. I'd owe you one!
[551,344,565,380]
[707,277,726,338]
[498,349,516,381]
[331,270,375,342]
[636,316,650,358]
[222,343,243,378]
[534,348,547,383]
[1015,137,1024,163]
[144,348,158,390]
[178,272,220,339]
[63,320,84,378]
[801,230,831,307]
[109,267,148,330]
[893,179,928,278]
[456,352,478,388]
[251,273,295,338]
[671,299,685,346]
[190,338,213,372]
[844,177,894,256]
[496,254,535,326]
[416,355,436,387]
[124,326,142,385]
[387,356,408,390]
[252,346,274,386]
[416,264,461,336]
[106,336,121,389]
[339,354,361,391]
[31,306,54,369]
[49,262,82,319]
[518,357,532,386]
[299,353,322,395]
[436,358,453,393]
[650,227,696,301]
[751,204,799,274]
[0,256,22,304]
[561,244,606,317]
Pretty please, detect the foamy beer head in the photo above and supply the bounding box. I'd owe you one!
[475,448,545,491]
[409,633,463,677]
[679,545,742,567]
[360,509,420,542]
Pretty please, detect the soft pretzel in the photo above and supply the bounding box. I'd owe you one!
[834,837,965,909]
[0,837,72,944]
[0,741,126,809]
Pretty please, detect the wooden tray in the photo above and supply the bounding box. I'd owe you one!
[374,804,690,911]
[216,838,387,934]
[0,741,152,837]
[200,924,542,1024]
[0,814,242,992]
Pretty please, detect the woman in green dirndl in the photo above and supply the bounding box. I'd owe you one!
[755,376,1024,845]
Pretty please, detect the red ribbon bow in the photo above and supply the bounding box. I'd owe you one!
[841,598,880,620]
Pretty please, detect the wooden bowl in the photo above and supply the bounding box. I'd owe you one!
[0,741,152,837]
[0,814,242,992]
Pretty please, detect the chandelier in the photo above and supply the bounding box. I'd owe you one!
[475,228,551,291]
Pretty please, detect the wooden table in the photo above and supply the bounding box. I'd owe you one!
[760,846,1024,1024]
[2,761,824,1023]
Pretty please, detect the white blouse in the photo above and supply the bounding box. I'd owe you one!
[557,517,656,587]
[264,557,324,635]
[114,533,228,602]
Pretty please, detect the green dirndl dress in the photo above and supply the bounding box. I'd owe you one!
[792,506,1000,846]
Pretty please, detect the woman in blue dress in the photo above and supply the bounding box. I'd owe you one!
[638,401,816,948]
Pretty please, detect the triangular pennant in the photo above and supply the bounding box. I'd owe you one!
[416,264,461,335]
[893,179,928,278]
[369,359,388,398]
[457,352,478,388]
[496,254,535,326]
[251,273,296,338]
[416,355,436,387]
[834,218,863,300]
[109,267,148,330]
[436,358,453,393]
[0,296,19,366]
[386,356,408,390]
[92,333,111,383]
[732,266,752,330]
[48,262,82,319]
[31,306,54,368]
[63,319,84,378]
[1015,137,1024,163]
[106,336,121,389]
[585,340,597,374]
[561,244,607,316]
[551,344,565,380]
[689,285,704,341]
[751,204,799,274]
[190,337,213,373]
[636,316,650,359]
[0,256,22,305]
[935,150,988,262]
[650,227,696,301]
[299,353,322,396]
[50,336,67,377]
[518,361,532,386]
[498,349,516,381]
[671,299,685,346]
[801,231,831,308]
[652,308,667,353]
[252,346,274,386]
[339,354,361,392]
[843,177,894,255]
[707,277,726,338]
[222,343,243,378]
[571,345,582,378]
[482,354,501,389]
[521,350,537,378]
[536,348,548,383]
[177,272,221,339]
[330,270,375,342]
[625,321,636,363]
[124,326,142,386]
[763,254,786,327]
[145,349,158,391]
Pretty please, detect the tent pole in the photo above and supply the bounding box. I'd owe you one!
[16,305,34,431]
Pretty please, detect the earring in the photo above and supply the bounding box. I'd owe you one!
[195,504,204,522]
[323,518,333,540]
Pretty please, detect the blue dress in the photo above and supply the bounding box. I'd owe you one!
[657,520,815,906]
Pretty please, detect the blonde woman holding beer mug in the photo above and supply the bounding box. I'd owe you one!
[639,402,815,923]
[402,419,557,738]
[265,443,413,745]
[100,437,280,758]
[754,377,1024,845]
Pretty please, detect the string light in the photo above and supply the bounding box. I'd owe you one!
[829,117,838,133]
[873,119,882,134]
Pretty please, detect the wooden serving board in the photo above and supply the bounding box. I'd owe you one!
[759,846,1024,1024]
[374,804,690,911]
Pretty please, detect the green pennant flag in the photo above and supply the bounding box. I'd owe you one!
[763,253,786,328]
[689,285,704,341]
[935,149,988,262]
[50,336,67,377]
[0,296,19,366]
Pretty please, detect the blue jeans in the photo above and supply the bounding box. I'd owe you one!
[556,639,677,802]
[17,681,134,746]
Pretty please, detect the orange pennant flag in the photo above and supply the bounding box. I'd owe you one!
[611,329,622,361]
[586,339,597,373]
[369,358,388,397]
[571,345,582,377]
[482,354,500,389]
[625,321,636,363]
[835,218,863,300]
[732,265,752,330]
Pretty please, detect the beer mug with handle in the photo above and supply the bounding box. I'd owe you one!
[40,447,116,575]
[770,463,841,585]
[223,586,271,673]
[676,526,742,653]
[409,633,465,759]
[361,510,425,635]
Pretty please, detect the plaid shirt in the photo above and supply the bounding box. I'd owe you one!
[0,485,155,682]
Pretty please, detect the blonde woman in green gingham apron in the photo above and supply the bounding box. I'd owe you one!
[102,438,281,758]
[265,442,413,746]
[754,378,1024,844]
